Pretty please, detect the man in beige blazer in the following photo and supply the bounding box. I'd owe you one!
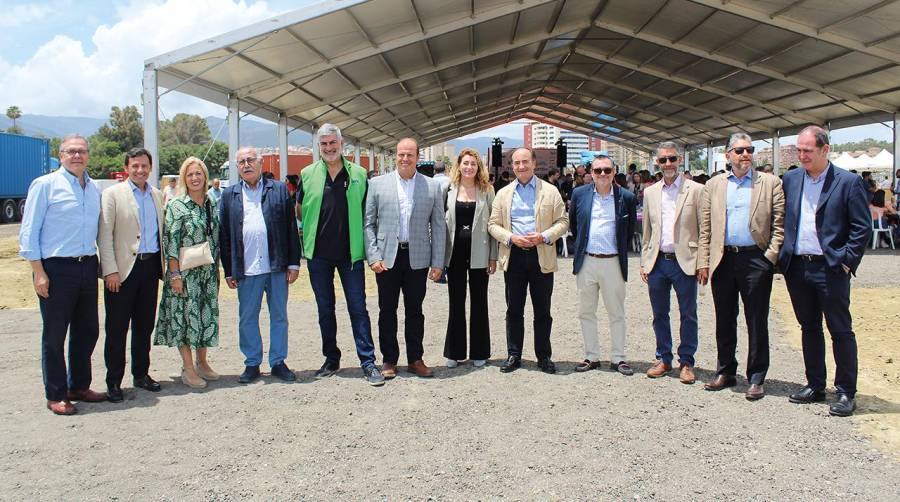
[698,133,784,400]
[98,148,166,402]
[640,142,705,384]
[488,148,568,374]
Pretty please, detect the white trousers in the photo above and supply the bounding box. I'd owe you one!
[576,255,627,363]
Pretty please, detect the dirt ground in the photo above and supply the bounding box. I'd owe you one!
[0,223,898,500]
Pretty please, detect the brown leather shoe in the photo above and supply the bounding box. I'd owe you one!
[703,374,737,391]
[407,360,434,378]
[66,389,108,402]
[646,360,672,378]
[46,400,77,415]
[381,363,397,380]
[679,363,695,384]
[745,383,765,401]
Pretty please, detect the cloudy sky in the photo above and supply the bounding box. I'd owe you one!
[0,0,891,143]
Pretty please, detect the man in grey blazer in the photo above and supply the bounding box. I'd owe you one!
[365,138,446,378]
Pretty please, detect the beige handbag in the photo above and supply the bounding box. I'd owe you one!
[178,199,215,271]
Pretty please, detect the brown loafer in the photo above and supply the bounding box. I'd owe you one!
[745,383,765,401]
[704,374,737,391]
[679,363,695,385]
[407,359,434,378]
[646,360,672,378]
[66,389,108,402]
[381,363,397,380]
[46,400,77,415]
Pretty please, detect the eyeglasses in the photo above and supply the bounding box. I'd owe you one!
[729,146,755,155]
[592,167,614,175]
[62,149,89,156]
[237,158,258,166]
[657,156,678,164]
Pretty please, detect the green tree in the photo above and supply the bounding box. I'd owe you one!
[97,105,143,151]
[159,141,228,177]
[49,137,61,158]
[5,125,23,135]
[6,105,22,129]
[86,135,125,179]
[831,138,891,153]
[160,114,212,146]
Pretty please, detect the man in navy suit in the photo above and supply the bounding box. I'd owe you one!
[779,126,871,417]
[569,155,636,375]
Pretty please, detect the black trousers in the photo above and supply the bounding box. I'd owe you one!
[39,256,100,401]
[375,248,427,364]
[710,248,774,384]
[104,255,161,387]
[784,258,857,396]
[444,263,491,361]
[504,247,553,359]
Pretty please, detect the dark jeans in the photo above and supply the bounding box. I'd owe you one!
[39,256,100,401]
[444,263,490,361]
[710,249,773,385]
[307,257,376,368]
[104,255,161,387]
[647,255,698,366]
[504,247,553,359]
[784,258,857,396]
[375,249,427,364]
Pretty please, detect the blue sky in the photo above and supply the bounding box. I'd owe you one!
[0,0,893,143]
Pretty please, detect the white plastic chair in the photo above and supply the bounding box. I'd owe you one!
[871,215,895,250]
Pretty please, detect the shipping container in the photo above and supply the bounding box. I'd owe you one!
[0,132,51,222]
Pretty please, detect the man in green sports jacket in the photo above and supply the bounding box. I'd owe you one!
[297,123,384,386]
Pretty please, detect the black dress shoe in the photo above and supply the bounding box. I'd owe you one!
[574,359,602,372]
[829,394,856,417]
[133,375,161,392]
[500,356,521,373]
[704,374,737,391]
[537,357,556,374]
[107,384,124,403]
[238,365,261,384]
[788,386,826,404]
[314,361,340,379]
[271,362,297,382]
[610,361,634,376]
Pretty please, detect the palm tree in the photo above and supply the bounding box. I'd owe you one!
[6,106,22,128]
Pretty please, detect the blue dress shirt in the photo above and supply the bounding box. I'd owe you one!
[510,176,537,236]
[586,189,618,254]
[724,172,756,247]
[130,180,160,254]
[19,168,101,260]
[795,167,827,255]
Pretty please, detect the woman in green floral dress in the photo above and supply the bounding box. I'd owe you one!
[154,157,220,389]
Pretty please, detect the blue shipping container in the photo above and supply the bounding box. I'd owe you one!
[0,132,51,221]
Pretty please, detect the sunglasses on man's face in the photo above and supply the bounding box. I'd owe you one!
[729,146,755,155]
[592,167,614,175]
[657,156,678,164]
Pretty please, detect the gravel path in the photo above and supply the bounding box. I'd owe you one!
[1,252,898,500]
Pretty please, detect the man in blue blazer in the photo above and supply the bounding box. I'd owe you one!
[569,155,637,375]
[779,126,871,417]
[220,147,302,384]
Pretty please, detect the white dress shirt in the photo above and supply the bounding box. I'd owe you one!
[396,173,417,242]
[659,175,681,253]
[242,181,270,276]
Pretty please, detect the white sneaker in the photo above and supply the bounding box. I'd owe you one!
[446,359,459,368]
[473,359,487,367]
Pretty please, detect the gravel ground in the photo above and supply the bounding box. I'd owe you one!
[1,251,898,500]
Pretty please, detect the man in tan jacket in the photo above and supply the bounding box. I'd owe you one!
[98,148,166,402]
[698,133,784,400]
[488,148,568,374]
[640,142,705,384]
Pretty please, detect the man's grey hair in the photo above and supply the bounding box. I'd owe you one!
[726,133,753,151]
[316,123,342,142]
[798,125,830,147]
[60,133,89,152]
[656,141,681,155]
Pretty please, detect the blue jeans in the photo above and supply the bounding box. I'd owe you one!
[237,271,289,367]
[647,256,698,366]
[307,257,376,368]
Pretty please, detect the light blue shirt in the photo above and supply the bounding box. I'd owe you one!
[796,167,827,255]
[241,181,270,276]
[19,167,101,261]
[207,187,222,207]
[586,189,618,254]
[511,176,537,236]
[129,180,160,254]
[725,171,756,247]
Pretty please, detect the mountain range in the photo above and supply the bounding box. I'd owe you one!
[1,114,522,153]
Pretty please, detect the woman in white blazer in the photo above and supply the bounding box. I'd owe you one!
[443,148,498,368]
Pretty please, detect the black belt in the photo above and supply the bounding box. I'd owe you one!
[724,245,759,253]
[796,254,824,262]
[49,255,96,262]
[136,252,160,261]
[661,252,677,261]
[587,252,617,258]
[398,242,409,250]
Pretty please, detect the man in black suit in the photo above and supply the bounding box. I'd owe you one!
[779,125,871,417]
